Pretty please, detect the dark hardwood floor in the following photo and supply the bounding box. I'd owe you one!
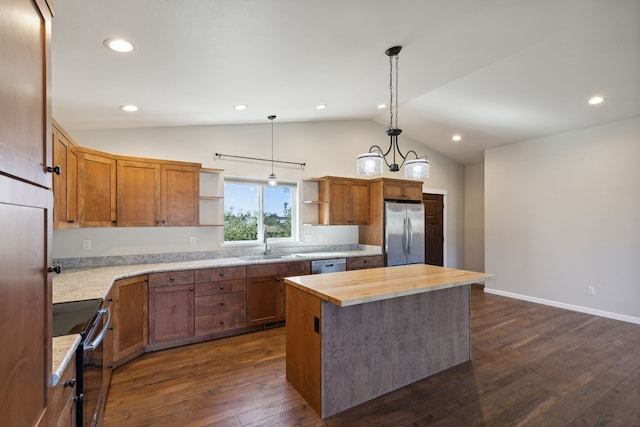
[104,288,640,426]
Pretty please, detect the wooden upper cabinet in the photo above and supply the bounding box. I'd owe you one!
[382,179,423,202]
[78,150,117,227]
[161,163,200,226]
[117,160,162,226]
[117,160,200,227]
[52,123,79,229]
[317,177,370,225]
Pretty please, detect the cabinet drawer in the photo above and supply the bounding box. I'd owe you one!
[195,266,246,283]
[148,270,194,287]
[347,255,384,270]
[195,291,246,315]
[195,309,247,335]
[195,278,246,296]
[246,261,310,278]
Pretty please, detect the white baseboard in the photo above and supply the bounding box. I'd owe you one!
[484,287,640,325]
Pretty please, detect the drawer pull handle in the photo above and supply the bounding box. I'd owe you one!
[219,272,224,277]
[219,301,225,306]
[63,378,76,388]
[169,276,175,281]
[219,285,224,290]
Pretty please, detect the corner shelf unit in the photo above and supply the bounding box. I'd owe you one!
[199,168,224,226]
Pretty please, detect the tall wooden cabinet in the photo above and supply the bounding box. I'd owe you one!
[0,0,54,425]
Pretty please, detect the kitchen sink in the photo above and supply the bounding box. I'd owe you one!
[239,254,299,261]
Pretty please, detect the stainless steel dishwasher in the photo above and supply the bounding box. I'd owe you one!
[311,258,347,274]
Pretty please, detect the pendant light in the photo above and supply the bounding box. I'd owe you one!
[267,115,277,186]
[356,46,429,179]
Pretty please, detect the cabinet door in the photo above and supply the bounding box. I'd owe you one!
[0,0,52,190]
[350,181,370,225]
[117,160,162,226]
[382,181,404,200]
[53,129,79,229]
[79,152,117,227]
[246,276,279,326]
[0,175,52,427]
[403,182,423,201]
[161,164,199,226]
[148,284,194,344]
[113,276,148,365]
[327,180,351,224]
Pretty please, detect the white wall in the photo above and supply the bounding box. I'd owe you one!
[464,163,484,272]
[55,119,465,266]
[485,116,640,322]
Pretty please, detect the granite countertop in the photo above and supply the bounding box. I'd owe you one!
[285,264,493,307]
[50,248,381,385]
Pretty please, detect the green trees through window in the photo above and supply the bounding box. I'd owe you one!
[223,180,295,242]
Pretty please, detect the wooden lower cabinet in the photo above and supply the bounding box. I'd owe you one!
[148,271,195,344]
[111,276,148,366]
[50,352,77,427]
[194,266,247,335]
[246,261,310,326]
[346,255,384,271]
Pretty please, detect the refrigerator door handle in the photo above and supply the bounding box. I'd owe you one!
[407,218,413,255]
[402,217,408,255]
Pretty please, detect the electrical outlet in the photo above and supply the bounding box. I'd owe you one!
[189,236,196,246]
[82,239,91,250]
[587,286,596,296]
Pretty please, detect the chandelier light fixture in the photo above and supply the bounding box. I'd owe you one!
[356,46,430,179]
[267,115,277,186]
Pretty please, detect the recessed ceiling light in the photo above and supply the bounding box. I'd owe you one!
[588,96,604,105]
[234,104,247,111]
[316,104,327,110]
[119,104,138,112]
[103,38,134,53]
[452,134,462,142]
[377,104,387,109]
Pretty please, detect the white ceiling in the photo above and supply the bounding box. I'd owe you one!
[51,0,640,165]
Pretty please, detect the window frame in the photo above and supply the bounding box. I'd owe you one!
[222,176,298,245]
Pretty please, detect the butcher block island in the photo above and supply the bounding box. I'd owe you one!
[284,264,493,418]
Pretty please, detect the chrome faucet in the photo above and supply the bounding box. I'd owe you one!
[263,233,271,255]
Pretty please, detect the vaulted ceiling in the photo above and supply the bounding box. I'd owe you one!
[51,0,640,165]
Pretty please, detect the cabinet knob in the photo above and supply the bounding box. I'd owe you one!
[219,272,224,277]
[108,364,114,369]
[276,278,281,282]
[63,378,76,388]
[107,298,114,302]
[112,220,117,225]
[67,219,75,224]
[169,276,175,281]
[74,393,83,403]
[162,220,167,224]
[219,285,224,290]
[219,301,225,306]
[219,321,225,325]
[189,287,194,291]
[155,220,160,225]
[46,165,62,175]
[48,265,62,274]
[108,327,113,331]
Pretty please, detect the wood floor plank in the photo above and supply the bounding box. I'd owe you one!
[104,288,640,426]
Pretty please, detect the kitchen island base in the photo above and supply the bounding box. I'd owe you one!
[286,283,471,418]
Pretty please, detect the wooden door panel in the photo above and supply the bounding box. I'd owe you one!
[79,152,117,227]
[115,276,148,362]
[161,165,199,226]
[117,160,161,226]
[0,175,52,427]
[148,284,194,344]
[247,277,278,325]
[351,182,370,225]
[0,0,52,189]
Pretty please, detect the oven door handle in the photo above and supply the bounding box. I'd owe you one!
[83,307,111,351]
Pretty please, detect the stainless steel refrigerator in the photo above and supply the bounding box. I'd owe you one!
[384,201,425,266]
